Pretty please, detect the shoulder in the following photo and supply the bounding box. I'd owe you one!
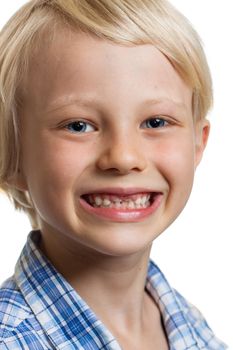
[173,289,228,349]
[174,288,214,329]
[147,260,228,349]
[0,276,31,330]
[0,276,37,347]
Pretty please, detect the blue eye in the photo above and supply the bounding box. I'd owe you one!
[142,118,168,129]
[66,121,95,133]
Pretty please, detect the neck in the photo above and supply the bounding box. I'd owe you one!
[39,230,153,332]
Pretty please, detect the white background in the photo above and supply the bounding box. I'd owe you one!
[0,1,232,347]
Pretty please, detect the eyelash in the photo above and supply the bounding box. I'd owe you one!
[65,120,95,133]
[64,117,170,134]
[141,118,169,129]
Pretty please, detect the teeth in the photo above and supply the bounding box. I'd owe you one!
[87,193,152,209]
[141,196,147,205]
[115,201,121,208]
[95,196,102,206]
[135,197,142,205]
[127,200,135,209]
[103,198,111,207]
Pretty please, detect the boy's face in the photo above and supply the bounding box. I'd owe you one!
[17,30,209,256]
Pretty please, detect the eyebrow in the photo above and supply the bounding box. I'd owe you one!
[141,97,187,110]
[46,96,188,113]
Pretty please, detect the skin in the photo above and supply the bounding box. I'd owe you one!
[15,29,209,349]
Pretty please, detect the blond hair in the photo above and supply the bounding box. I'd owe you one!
[0,0,213,228]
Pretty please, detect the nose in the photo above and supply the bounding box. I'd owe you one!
[96,133,147,175]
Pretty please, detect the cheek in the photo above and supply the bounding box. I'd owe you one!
[150,132,196,226]
[153,132,196,194]
[25,133,90,185]
[21,134,91,217]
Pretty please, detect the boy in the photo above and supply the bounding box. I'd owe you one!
[0,0,228,349]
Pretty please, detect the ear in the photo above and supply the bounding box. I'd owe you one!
[8,168,28,192]
[195,119,210,168]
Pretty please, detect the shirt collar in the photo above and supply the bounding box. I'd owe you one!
[14,231,202,350]
[146,261,201,349]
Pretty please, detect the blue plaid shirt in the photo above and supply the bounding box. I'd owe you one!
[0,231,227,349]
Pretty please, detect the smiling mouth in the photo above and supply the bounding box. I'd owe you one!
[81,192,157,210]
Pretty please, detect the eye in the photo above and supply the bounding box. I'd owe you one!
[141,117,168,129]
[65,121,95,133]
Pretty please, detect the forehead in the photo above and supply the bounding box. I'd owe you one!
[23,29,192,114]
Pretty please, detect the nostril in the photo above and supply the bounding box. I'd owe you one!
[96,143,147,173]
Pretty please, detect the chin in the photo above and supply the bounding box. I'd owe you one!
[74,227,156,257]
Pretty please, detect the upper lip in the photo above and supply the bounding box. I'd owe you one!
[81,187,161,197]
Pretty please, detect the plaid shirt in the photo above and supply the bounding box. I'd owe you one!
[0,231,227,349]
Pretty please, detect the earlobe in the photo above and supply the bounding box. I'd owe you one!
[195,119,210,168]
[8,168,28,192]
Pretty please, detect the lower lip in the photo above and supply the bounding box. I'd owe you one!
[79,194,163,222]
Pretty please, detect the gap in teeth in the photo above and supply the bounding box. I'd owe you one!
[86,193,152,209]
